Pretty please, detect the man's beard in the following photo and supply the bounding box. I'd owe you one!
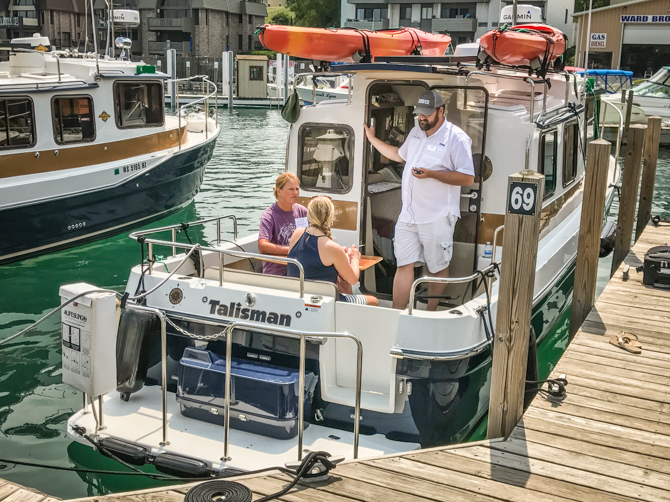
[418,113,439,131]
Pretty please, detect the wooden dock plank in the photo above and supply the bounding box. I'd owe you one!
[572,333,670,361]
[524,407,670,450]
[510,425,670,477]
[332,462,502,502]
[446,445,670,502]
[567,340,670,368]
[494,431,670,491]
[532,394,670,435]
[360,457,576,502]
[266,472,441,502]
[0,483,20,502]
[553,376,670,412]
[561,347,670,377]
[521,410,670,461]
[408,449,636,502]
[107,491,185,502]
[2,492,47,502]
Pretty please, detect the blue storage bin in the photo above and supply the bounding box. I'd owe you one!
[177,348,318,440]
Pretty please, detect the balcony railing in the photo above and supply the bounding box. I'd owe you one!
[148,40,190,54]
[431,17,478,32]
[148,17,195,32]
[149,17,183,28]
[344,18,390,30]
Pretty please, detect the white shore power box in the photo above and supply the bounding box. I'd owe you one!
[59,283,119,397]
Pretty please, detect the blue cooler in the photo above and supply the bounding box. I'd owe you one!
[176,348,318,440]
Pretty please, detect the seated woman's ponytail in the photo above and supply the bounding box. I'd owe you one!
[307,197,334,240]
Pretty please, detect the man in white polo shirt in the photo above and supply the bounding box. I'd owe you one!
[364,90,475,310]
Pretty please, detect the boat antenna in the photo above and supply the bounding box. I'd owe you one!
[84,0,88,53]
[512,0,518,26]
[105,0,111,56]
[583,0,594,76]
[89,0,100,78]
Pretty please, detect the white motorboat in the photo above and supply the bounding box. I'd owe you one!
[602,66,670,144]
[61,58,621,477]
[0,34,220,264]
[269,74,351,105]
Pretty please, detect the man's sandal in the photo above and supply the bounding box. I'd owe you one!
[609,334,642,354]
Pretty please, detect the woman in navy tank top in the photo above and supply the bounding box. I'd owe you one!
[287,197,378,306]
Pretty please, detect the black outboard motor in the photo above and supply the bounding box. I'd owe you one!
[600,221,616,257]
[116,309,158,401]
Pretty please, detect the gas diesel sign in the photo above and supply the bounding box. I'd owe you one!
[590,33,607,48]
[621,15,670,22]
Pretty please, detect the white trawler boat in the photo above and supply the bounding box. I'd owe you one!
[61,53,622,476]
[0,33,219,264]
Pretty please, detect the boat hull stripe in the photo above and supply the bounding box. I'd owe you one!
[0,126,188,179]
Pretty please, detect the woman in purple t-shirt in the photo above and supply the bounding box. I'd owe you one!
[258,172,308,276]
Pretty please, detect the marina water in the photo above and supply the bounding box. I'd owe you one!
[0,109,667,499]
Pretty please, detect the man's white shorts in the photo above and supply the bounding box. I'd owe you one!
[394,215,458,273]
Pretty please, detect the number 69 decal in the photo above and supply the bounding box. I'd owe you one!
[507,182,538,215]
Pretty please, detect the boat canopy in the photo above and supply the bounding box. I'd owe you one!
[574,69,634,94]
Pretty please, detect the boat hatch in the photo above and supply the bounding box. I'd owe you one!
[362,81,489,307]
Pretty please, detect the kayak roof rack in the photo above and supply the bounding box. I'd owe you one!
[373,56,454,64]
[330,63,437,73]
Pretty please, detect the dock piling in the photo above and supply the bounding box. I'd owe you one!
[570,139,611,340]
[623,90,634,136]
[488,169,545,439]
[611,124,646,276]
[635,116,662,242]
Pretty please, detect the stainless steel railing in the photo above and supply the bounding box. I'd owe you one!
[222,322,363,461]
[408,262,499,315]
[105,307,364,463]
[465,71,548,119]
[597,98,625,177]
[128,216,307,298]
[165,75,219,149]
[130,214,238,250]
[123,304,170,446]
[486,225,505,294]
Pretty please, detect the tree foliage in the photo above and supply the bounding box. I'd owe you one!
[574,0,610,13]
[269,8,294,26]
[285,0,340,28]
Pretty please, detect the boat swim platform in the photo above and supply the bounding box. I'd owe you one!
[9,221,670,502]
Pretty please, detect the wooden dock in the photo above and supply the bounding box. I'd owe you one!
[56,220,670,502]
[0,478,60,502]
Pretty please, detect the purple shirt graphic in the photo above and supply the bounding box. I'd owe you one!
[259,203,308,275]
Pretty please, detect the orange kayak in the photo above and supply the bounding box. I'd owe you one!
[479,24,566,67]
[258,25,451,62]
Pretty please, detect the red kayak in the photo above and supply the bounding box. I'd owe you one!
[258,25,451,62]
[479,24,566,67]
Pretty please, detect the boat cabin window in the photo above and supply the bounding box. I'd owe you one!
[539,130,557,198]
[0,97,35,150]
[563,121,579,187]
[297,124,353,193]
[114,81,164,129]
[52,96,95,144]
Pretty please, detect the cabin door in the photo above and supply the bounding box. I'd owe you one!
[428,85,489,303]
[360,83,489,306]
